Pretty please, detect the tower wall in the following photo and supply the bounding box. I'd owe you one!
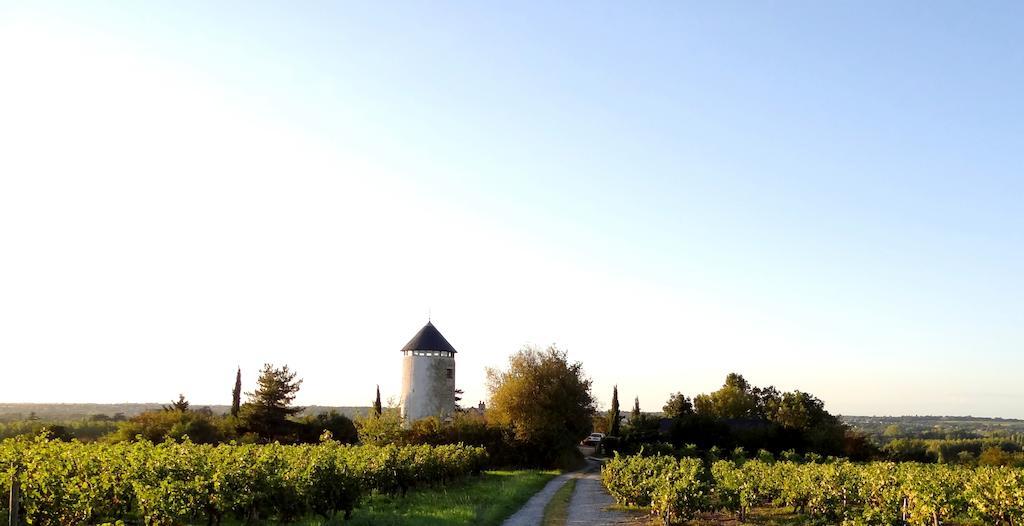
[400,353,456,422]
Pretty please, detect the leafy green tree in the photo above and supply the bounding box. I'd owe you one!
[623,412,661,448]
[486,345,595,466]
[373,385,383,417]
[354,407,403,445]
[609,385,621,436]
[979,446,1013,466]
[240,363,304,441]
[663,392,694,418]
[106,409,230,443]
[883,438,934,462]
[231,367,242,417]
[883,424,903,438]
[752,385,782,419]
[693,373,759,419]
[297,411,358,444]
[772,390,828,429]
[406,416,443,444]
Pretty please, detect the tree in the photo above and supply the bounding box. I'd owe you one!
[772,390,828,430]
[108,409,229,444]
[373,385,383,417]
[750,385,781,420]
[979,446,1013,466]
[883,424,903,438]
[240,363,304,441]
[632,396,641,422]
[609,385,621,436]
[663,392,693,418]
[297,410,359,444]
[163,394,189,412]
[355,407,403,445]
[486,345,595,466]
[693,373,759,419]
[231,368,242,417]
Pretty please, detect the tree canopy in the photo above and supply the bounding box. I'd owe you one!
[240,363,304,441]
[486,345,595,465]
[663,392,694,419]
[653,373,865,458]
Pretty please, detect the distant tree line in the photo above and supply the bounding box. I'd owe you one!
[21,353,979,468]
[604,372,878,460]
[103,363,358,445]
[3,345,599,471]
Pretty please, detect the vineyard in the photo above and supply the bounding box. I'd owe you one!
[0,436,487,525]
[602,453,1024,525]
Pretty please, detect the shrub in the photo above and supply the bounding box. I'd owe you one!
[651,458,709,525]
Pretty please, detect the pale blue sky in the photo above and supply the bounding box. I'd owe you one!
[1,2,1021,417]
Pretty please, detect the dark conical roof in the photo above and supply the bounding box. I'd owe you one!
[401,321,457,353]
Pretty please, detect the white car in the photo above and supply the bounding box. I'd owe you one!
[581,433,605,447]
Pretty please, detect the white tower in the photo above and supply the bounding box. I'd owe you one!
[399,321,457,423]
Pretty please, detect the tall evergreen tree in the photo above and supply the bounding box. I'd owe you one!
[231,367,242,417]
[240,363,304,440]
[609,385,621,436]
[632,396,641,421]
[373,385,383,417]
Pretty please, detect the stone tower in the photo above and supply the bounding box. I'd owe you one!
[399,321,457,423]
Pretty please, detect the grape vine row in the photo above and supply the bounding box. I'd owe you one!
[0,436,487,525]
[602,453,1024,525]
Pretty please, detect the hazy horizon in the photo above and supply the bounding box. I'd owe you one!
[3,402,1023,422]
[1,3,1022,418]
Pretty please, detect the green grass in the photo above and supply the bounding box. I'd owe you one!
[221,470,557,526]
[343,470,556,526]
[540,478,577,526]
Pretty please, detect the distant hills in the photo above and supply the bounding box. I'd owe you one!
[842,414,1024,442]
[0,403,371,421]
[2,404,1022,427]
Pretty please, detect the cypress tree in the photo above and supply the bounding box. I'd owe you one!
[373,385,383,417]
[632,396,641,421]
[231,367,242,417]
[609,385,621,436]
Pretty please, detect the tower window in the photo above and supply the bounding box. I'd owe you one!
[446,368,454,379]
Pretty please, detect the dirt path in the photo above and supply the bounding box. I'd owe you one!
[501,469,582,526]
[502,458,649,526]
[565,468,649,525]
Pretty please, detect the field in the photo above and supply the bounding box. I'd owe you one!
[602,453,1024,525]
[0,437,491,525]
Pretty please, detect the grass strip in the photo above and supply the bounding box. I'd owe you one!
[236,469,556,526]
[540,477,577,526]
[346,469,557,526]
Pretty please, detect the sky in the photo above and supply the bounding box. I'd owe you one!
[1,2,1022,418]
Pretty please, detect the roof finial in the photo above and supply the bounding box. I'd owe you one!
[428,307,431,323]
